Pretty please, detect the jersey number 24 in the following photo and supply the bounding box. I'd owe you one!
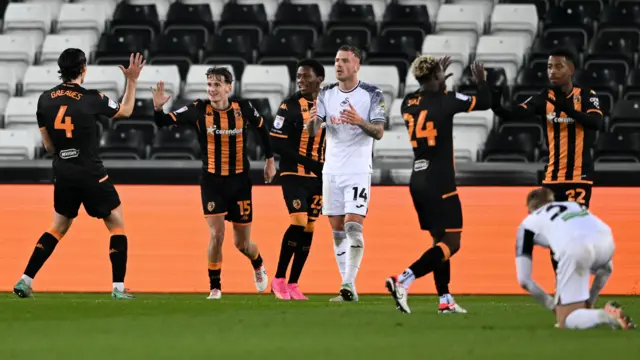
[404,110,437,148]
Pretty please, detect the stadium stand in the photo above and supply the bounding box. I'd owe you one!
[0,0,638,164]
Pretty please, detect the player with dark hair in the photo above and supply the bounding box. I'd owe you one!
[13,50,145,299]
[270,59,326,300]
[385,56,491,314]
[152,66,276,300]
[492,47,604,272]
[515,187,634,330]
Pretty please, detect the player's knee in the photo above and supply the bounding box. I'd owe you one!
[442,232,461,256]
[345,222,364,247]
[290,213,308,227]
[209,230,224,248]
[304,221,316,233]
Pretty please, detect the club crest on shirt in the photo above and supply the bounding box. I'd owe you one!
[207,202,215,212]
[108,98,118,109]
[234,108,243,119]
[340,97,350,107]
[293,199,301,209]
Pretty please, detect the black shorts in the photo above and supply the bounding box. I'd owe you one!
[200,172,252,224]
[409,171,462,239]
[543,181,593,208]
[54,174,121,219]
[280,175,323,220]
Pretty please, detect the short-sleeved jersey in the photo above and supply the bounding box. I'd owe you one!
[271,91,326,177]
[515,201,611,258]
[400,89,477,194]
[168,98,264,176]
[37,83,121,178]
[517,86,602,182]
[315,81,386,175]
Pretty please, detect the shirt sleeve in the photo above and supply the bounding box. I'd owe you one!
[243,100,265,129]
[583,89,604,116]
[517,92,546,117]
[91,90,122,118]
[515,224,536,258]
[270,101,294,138]
[446,91,478,114]
[169,101,200,125]
[316,88,326,122]
[368,88,386,123]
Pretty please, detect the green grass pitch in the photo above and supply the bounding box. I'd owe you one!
[0,294,637,359]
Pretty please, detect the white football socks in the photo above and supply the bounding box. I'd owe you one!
[564,309,616,329]
[113,282,125,292]
[332,231,347,282]
[21,275,33,286]
[344,222,364,286]
[398,268,415,289]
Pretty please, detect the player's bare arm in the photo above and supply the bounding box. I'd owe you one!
[39,128,55,153]
[113,53,146,119]
[341,103,384,140]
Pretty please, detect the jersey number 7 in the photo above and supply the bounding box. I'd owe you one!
[404,110,437,148]
[54,105,74,138]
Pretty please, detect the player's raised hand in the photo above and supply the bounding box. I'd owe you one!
[118,53,146,81]
[340,103,364,126]
[470,61,487,84]
[264,157,276,184]
[438,56,453,80]
[309,102,317,121]
[151,81,172,111]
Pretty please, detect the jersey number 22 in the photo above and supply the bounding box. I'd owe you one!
[404,110,437,148]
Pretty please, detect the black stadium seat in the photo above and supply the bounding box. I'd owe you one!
[380,3,431,48]
[99,129,147,160]
[313,32,368,64]
[110,2,161,45]
[203,35,254,80]
[600,2,640,28]
[584,59,628,90]
[609,99,640,131]
[624,69,640,99]
[257,33,309,73]
[272,2,323,45]
[543,4,597,40]
[327,3,377,48]
[588,29,639,65]
[559,0,605,19]
[517,59,548,86]
[149,127,200,160]
[575,69,619,101]
[128,99,156,121]
[164,1,215,45]
[458,67,508,99]
[482,131,537,163]
[112,120,157,147]
[499,122,544,146]
[594,131,640,163]
[364,35,418,83]
[218,3,269,46]
[148,34,201,80]
[537,29,588,55]
[94,33,147,66]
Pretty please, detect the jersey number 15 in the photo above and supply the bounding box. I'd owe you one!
[54,105,74,138]
[404,110,437,148]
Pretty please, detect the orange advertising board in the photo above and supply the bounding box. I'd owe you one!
[1,185,638,295]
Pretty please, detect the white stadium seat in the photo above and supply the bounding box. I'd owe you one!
[405,72,420,95]
[453,109,495,144]
[235,0,280,21]
[2,3,53,49]
[289,0,332,22]
[0,68,17,125]
[24,0,64,17]
[420,34,472,90]
[241,65,291,115]
[56,3,108,46]
[4,97,38,130]
[358,65,400,115]
[490,4,539,47]
[184,64,236,101]
[0,129,37,160]
[0,35,37,84]
[389,99,405,129]
[452,110,496,163]
[475,35,528,86]
[135,65,181,108]
[40,34,96,66]
[67,0,118,16]
[449,0,495,20]
[373,129,413,161]
[435,4,488,48]
[21,65,60,98]
[83,65,127,101]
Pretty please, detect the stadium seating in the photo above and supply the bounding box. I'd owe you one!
[0,0,637,163]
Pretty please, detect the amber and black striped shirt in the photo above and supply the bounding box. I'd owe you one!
[496,86,604,183]
[155,99,273,176]
[270,91,326,177]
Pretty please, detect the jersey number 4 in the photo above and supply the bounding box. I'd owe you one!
[404,110,437,148]
[54,105,74,138]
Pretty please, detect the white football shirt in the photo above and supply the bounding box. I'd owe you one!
[316,81,386,175]
[516,201,611,258]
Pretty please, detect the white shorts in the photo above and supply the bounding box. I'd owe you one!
[322,173,371,217]
[554,233,615,305]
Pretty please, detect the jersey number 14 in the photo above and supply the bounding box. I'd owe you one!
[404,110,437,148]
[54,105,74,138]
